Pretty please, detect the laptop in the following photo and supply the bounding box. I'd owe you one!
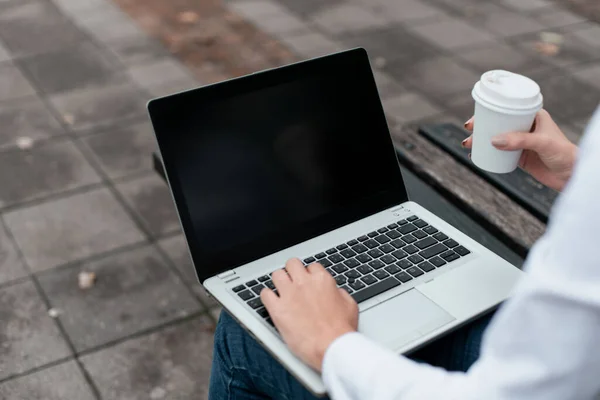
[148,48,523,396]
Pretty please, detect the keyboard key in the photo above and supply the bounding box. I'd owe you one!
[335,275,347,285]
[247,297,263,309]
[347,239,359,246]
[395,272,413,283]
[401,235,417,244]
[303,257,315,265]
[374,270,390,280]
[443,239,459,248]
[315,252,327,259]
[407,267,424,278]
[396,259,412,269]
[419,261,435,272]
[251,284,265,295]
[407,215,418,221]
[374,235,391,244]
[379,244,395,253]
[333,264,348,273]
[326,248,337,255]
[423,226,438,235]
[455,246,471,256]
[258,275,269,282]
[413,230,427,239]
[320,259,333,267]
[265,317,274,327]
[368,259,385,270]
[238,290,254,300]
[387,223,398,229]
[404,245,419,254]
[357,235,369,242]
[390,239,406,248]
[398,219,408,225]
[430,256,446,267]
[345,270,360,279]
[408,254,424,264]
[398,224,417,234]
[386,230,401,239]
[364,239,379,249]
[392,249,408,260]
[413,219,428,228]
[349,280,366,291]
[265,280,275,289]
[245,280,258,287]
[232,285,245,292]
[377,227,388,233]
[381,255,396,264]
[419,243,448,259]
[367,249,384,258]
[351,277,400,304]
[367,231,379,238]
[357,265,374,275]
[415,237,437,250]
[442,252,460,262]
[329,253,344,263]
[356,253,372,263]
[384,264,401,274]
[336,244,348,250]
[256,307,269,318]
[361,274,378,285]
[434,232,449,241]
[326,268,336,277]
[344,258,360,268]
[340,286,353,294]
[340,249,357,258]
[352,244,368,253]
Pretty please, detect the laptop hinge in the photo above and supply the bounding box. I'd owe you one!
[217,270,236,280]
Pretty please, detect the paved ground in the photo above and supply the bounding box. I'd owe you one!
[0,0,599,398]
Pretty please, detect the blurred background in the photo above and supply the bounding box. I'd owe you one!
[0,0,599,398]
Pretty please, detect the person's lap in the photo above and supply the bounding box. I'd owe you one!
[209,310,493,400]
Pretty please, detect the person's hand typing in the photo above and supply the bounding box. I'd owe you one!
[463,109,577,192]
[260,258,358,372]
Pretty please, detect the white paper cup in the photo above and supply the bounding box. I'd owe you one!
[471,70,543,174]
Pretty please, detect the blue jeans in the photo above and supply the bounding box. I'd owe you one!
[209,310,493,400]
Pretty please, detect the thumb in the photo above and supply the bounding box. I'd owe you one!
[491,131,550,153]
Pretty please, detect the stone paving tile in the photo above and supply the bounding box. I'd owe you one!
[248,11,312,37]
[80,121,158,180]
[372,69,407,99]
[276,0,344,17]
[382,92,442,124]
[442,91,475,121]
[0,280,71,381]
[126,58,197,96]
[146,78,200,98]
[81,316,214,400]
[157,235,219,309]
[534,8,587,28]
[571,62,600,90]
[277,32,343,58]
[75,4,146,44]
[0,97,64,151]
[228,0,291,19]
[3,187,145,272]
[388,56,479,97]
[311,3,388,35]
[568,22,600,48]
[0,62,36,102]
[0,1,85,57]
[52,0,111,16]
[18,42,122,95]
[406,16,494,50]
[476,4,546,37]
[0,139,101,209]
[105,35,169,67]
[365,0,446,24]
[0,41,9,63]
[500,0,553,12]
[37,245,200,352]
[0,361,96,400]
[0,217,27,286]
[115,174,181,238]
[48,81,147,133]
[536,72,600,120]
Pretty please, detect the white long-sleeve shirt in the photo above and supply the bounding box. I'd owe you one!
[322,107,600,400]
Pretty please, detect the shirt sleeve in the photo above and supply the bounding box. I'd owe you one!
[321,106,600,400]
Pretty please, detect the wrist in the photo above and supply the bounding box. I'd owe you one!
[313,326,356,372]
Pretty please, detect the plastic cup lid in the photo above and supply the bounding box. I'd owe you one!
[472,70,543,113]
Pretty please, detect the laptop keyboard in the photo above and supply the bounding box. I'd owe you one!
[232,215,470,327]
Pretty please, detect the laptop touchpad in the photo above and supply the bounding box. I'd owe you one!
[358,289,455,351]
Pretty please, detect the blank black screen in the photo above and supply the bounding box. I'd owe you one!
[151,50,407,282]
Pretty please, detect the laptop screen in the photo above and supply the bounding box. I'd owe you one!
[150,49,408,282]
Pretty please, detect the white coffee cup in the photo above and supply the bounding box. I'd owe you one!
[471,70,543,174]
